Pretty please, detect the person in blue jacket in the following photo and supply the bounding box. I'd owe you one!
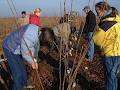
[2,8,42,90]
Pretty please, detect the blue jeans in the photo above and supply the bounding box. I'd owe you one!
[104,56,120,90]
[85,32,94,60]
[3,47,28,90]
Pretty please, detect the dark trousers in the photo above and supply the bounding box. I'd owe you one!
[3,47,28,90]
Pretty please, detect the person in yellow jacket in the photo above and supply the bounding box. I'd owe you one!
[93,2,120,90]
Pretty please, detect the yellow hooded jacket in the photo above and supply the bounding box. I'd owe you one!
[93,16,120,56]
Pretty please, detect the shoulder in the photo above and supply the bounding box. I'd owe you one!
[23,24,39,35]
[27,24,39,29]
[89,11,95,16]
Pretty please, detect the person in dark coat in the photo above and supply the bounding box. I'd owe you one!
[82,6,96,61]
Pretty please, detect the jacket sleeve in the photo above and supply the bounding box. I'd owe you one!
[83,12,96,33]
[112,23,120,53]
[88,13,96,32]
[20,25,39,64]
[93,28,106,48]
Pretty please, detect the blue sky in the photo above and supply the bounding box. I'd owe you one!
[0,0,120,17]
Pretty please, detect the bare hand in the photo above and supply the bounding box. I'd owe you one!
[31,62,38,70]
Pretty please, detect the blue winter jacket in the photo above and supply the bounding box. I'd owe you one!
[3,24,41,64]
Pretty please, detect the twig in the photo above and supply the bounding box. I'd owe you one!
[59,36,62,90]
[67,28,96,90]
[67,44,88,90]
[69,19,85,79]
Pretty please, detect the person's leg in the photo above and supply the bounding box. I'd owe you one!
[3,48,24,90]
[14,55,28,86]
[86,32,94,60]
[104,56,120,90]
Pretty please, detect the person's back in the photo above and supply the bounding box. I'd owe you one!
[3,25,28,53]
[3,24,40,62]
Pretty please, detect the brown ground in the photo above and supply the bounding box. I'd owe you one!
[26,45,105,90]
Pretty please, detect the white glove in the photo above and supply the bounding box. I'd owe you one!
[34,58,37,63]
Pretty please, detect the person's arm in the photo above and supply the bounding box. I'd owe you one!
[21,25,39,69]
[93,28,105,48]
[113,25,120,54]
[82,17,88,33]
[21,37,35,64]
[87,12,96,32]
